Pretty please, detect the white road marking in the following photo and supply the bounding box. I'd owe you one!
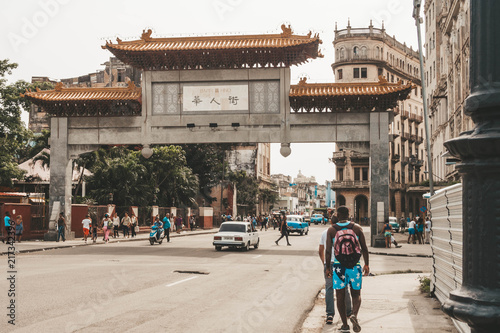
[166,276,199,287]
[252,255,262,259]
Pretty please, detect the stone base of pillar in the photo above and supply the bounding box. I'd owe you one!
[66,231,75,240]
[44,230,58,241]
[443,287,500,332]
[371,234,386,248]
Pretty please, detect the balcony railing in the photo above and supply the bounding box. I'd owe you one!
[401,110,409,119]
[415,114,423,123]
[410,134,417,142]
[401,156,409,165]
[391,154,400,163]
[331,180,370,188]
[416,135,424,144]
[401,132,410,140]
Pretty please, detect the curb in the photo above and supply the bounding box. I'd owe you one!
[1,230,218,255]
[369,250,432,258]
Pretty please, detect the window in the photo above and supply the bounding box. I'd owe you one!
[378,67,383,76]
[353,46,359,55]
[354,167,361,181]
[360,46,367,57]
[361,67,367,78]
[117,69,124,83]
[338,69,343,80]
[362,168,369,181]
[391,74,394,83]
[340,48,345,59]
[353,68,360,78]
[337,168,344,181]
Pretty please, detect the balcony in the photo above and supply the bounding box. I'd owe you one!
[401,156,409,165]
[415,114,423,123]
[416,135,424,144]
[391,154,400,163]
[393,107,400,115]
[409,158,424,170]
[409,113,417,122]
[331,151,346,162]
[331,180,370,189]
[401,110,409,119]
[401,132,410,141]
[409,134,417,142]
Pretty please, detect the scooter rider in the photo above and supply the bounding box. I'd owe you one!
[153,215,163,241]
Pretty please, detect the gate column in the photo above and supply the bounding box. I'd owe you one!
[369,112,390,247]
[46,117,73,241]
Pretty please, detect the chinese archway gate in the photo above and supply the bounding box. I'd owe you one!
[24,25,412,246]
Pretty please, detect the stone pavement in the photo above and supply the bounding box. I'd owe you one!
[0,228,217,255]
[300,230,458,333]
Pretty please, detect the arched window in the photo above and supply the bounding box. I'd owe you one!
[353,46,358,55]
[340,47,345,60]
[376,46,380,59]
[360,46,367,57]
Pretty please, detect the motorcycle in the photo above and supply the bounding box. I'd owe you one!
[149,225,164,245]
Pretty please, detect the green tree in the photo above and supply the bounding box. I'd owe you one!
[181,144,225,203]
[0,59,53,186]
[228,170,259,211]
[142,146,199,207]
[86,149,151,206]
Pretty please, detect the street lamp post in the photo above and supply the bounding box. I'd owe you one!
[413,0,434,196]
[441,1,500,332]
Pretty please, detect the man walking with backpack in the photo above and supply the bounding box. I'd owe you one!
[325,206,369,333]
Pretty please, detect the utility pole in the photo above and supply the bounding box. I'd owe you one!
[413,0,434,196]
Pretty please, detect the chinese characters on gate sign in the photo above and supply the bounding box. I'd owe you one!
[183,84,248,111]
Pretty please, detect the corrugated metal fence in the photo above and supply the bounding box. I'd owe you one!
[429,183,469,333]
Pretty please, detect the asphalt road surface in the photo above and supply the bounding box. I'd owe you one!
[0,225,432,333]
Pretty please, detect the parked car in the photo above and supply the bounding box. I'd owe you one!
[286,215,309,235]
[389,217,400,233]
[213,222,259,251]
[310,214,326,225]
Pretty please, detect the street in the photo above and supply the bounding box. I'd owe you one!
[1,225,433,333]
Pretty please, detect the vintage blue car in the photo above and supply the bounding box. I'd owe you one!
[310,214,326,225]
[286,215,309,235]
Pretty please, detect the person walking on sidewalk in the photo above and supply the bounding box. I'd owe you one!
[82,214,92,243]
[407,218,416,244]
[325,206,369,333]
[175,215,183,233]
[101,214,111,243]
[130,213,137,238]
[112,212,120,238]
[162,213,171,242]
[275,212,291,246]
[319,215,352,325]
[122,212,131,238]
[424,217,432,244]
[15,215,24,243]
[57,212,66,242]
[381,219,393,248]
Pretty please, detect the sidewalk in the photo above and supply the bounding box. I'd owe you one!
[0,228,217,255]
[301,231,458,333]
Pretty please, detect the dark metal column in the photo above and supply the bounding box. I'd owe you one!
[442,0,500,331]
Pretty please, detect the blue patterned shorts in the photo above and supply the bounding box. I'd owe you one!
[332,262,363,290]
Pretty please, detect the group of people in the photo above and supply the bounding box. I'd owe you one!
[2,211,24,244]
[406,216,431,244]
[80,212,139,244]
[151,213,197,242]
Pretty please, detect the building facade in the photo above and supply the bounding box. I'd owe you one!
[425,0,471,182]
[330,22,428,222]
[28,57,141,135]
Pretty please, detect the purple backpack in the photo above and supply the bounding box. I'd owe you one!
[333,223,362,268]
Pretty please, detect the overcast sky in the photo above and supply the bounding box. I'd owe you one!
[1,0,422,184]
